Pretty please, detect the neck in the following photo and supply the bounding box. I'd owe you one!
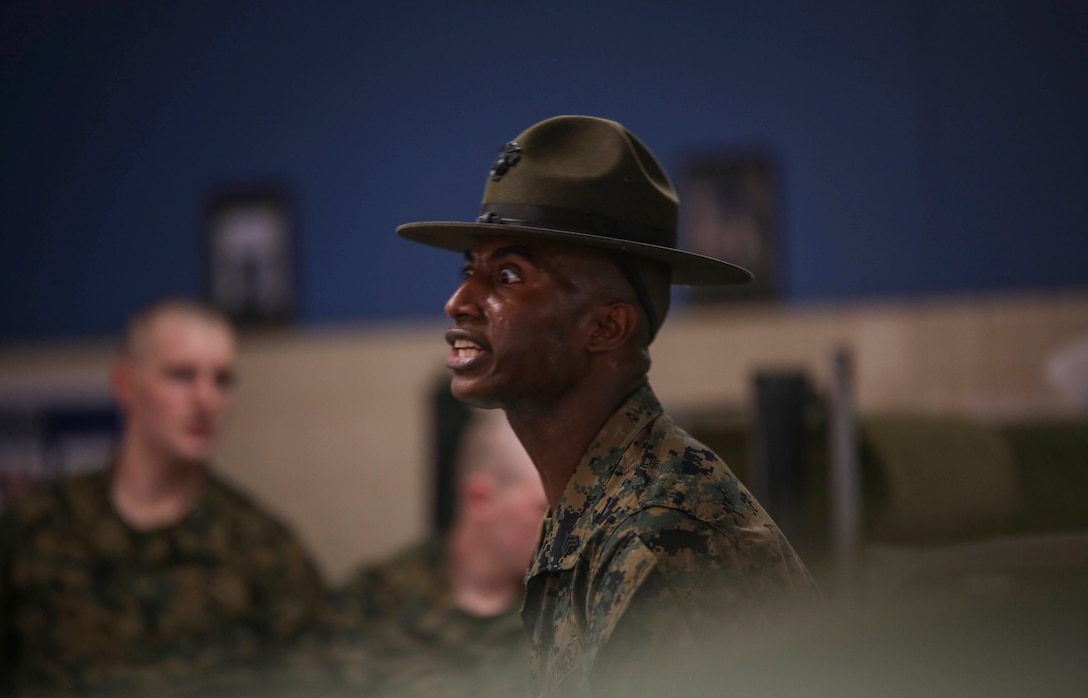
[507,372,647,509]
[446,519,523,617]
[111,435,207,530]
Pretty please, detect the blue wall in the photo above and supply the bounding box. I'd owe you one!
[2,0,1086,341]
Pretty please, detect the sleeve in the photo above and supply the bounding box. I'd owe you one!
[584,508,818,697]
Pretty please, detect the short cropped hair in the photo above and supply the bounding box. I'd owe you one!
[453,409,533,489]
[629,256,671,347]
[606,253,672,348]
[120,298,234,360]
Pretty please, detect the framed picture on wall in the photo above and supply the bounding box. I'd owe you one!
[203,185,297,327]
[681,152,779,303]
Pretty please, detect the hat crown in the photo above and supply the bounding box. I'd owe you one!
[395,114,753,288]
[480,116,679,246]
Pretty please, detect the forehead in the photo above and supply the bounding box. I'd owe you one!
[141,313,235,361]
[462,413,537,479]
[465,235,609,269]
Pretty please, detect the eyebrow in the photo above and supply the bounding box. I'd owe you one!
[464,244,537,265]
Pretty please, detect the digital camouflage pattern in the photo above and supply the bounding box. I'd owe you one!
[0,466,325,696]
[315,536,530,697]
[522,383,821,697]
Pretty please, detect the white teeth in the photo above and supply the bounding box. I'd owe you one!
[451,338,483,359]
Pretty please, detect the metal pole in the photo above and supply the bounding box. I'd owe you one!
[828,345,860,597]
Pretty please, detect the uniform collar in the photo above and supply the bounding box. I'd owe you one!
[529,383,662,573]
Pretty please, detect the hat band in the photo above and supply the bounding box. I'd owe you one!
[475,202,663,343]
[476,203,673,247]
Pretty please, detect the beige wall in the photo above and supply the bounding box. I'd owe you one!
[2,291,1086,583]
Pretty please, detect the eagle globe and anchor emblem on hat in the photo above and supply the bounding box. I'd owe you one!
[488,142,523,182]
[396,114,753,288]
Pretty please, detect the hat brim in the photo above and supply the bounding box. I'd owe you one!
[396,221,753,286]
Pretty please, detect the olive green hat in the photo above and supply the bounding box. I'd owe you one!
[396,115,753,286]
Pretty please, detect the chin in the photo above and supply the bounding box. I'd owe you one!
[169,443,214,467]
[175,454,211,469]
[449,377,503,409]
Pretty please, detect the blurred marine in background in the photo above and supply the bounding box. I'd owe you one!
[313,407,547,697]
[0,299,324,695]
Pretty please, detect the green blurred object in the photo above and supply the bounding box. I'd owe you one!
[687,410,1088,544]
[858,414,1023,544]
[1000,419,1088,534]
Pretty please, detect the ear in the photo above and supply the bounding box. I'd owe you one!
[111,360,134,409]
[585,302,639,353]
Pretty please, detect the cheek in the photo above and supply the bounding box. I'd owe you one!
[145,387,189,423]
[532,327,585,383]
[512,489,547,532]
[491,314,546,370]
[212,389,233,413]
[514,308,581,364]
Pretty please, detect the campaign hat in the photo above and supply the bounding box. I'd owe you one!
[397,115,753,286]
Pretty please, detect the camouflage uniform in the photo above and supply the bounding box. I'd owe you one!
[522,384,820,697]
[320,536,529,697]
[0,466,325,696]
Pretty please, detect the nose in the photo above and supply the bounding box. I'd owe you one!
[194,374,226,412]
[445,276,483,321]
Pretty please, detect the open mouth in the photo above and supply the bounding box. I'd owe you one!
[446,332,491,370]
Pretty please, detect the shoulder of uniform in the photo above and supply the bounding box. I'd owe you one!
[201,470,309,545]
[1,468,109,528]
[611,417,758,524]
[333,536,444,623]
[640,413,727,471]
[601,507,787,581]
[342,536,442,593]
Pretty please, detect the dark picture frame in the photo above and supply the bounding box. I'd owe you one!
[203,185,297,327]
[681,152,780,303]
